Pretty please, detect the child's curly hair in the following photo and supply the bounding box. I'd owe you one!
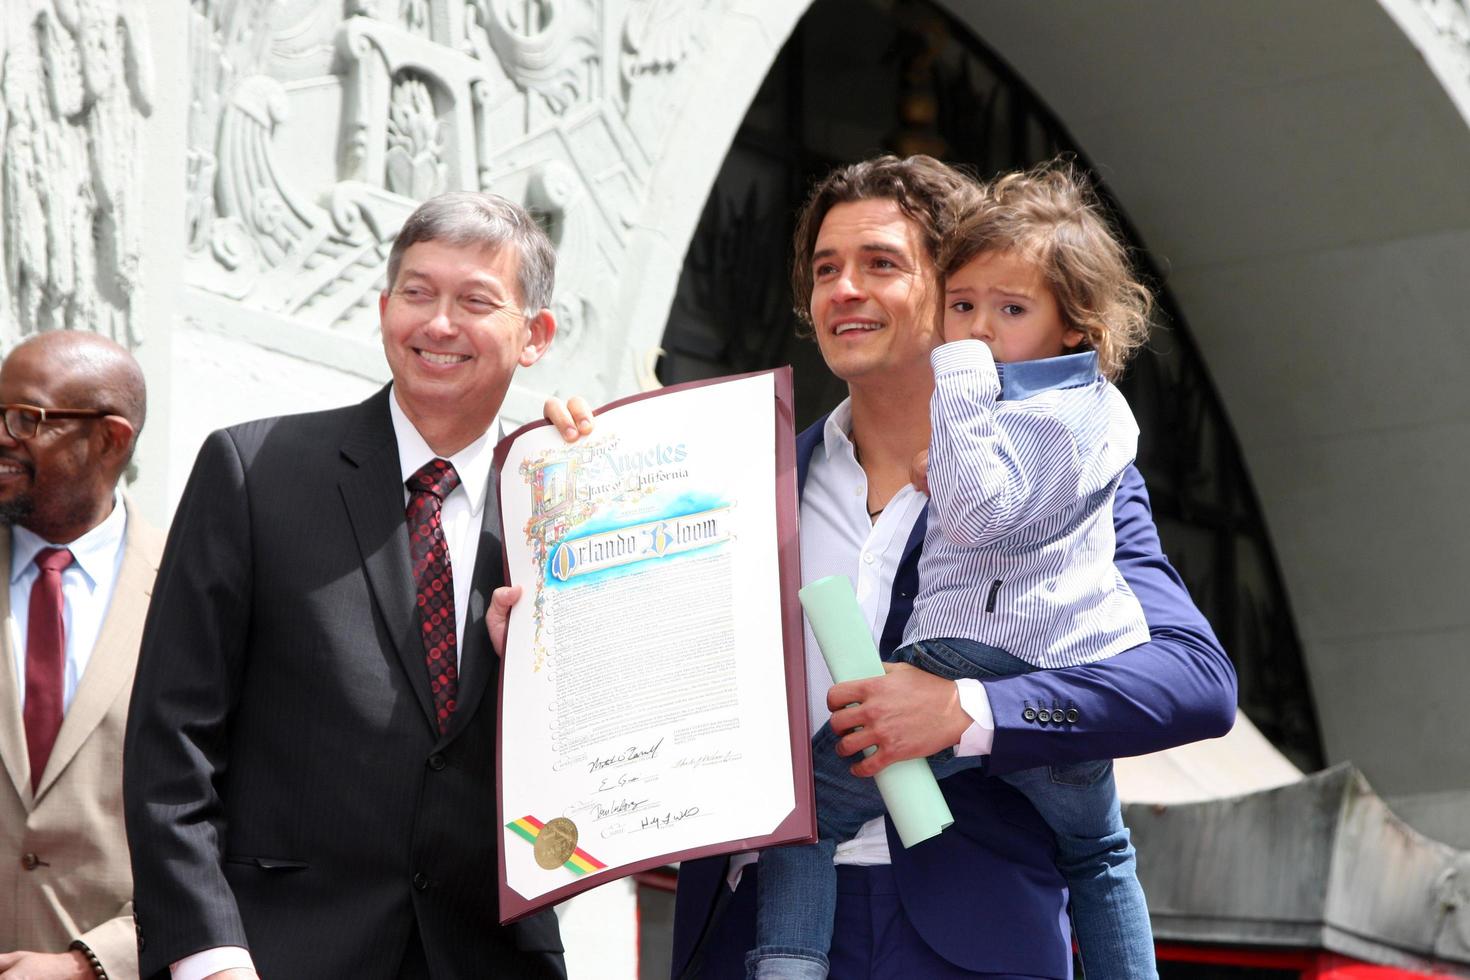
[939,160,1152,379]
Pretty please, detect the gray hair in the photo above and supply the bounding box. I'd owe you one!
[386,191,556,312]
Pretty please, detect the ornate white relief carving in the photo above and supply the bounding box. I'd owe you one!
[387,74,449,199]
[1405,0,1470,88]
[185,0,728,385]
[402,0,434,38]
[0,0,155,348]
[473,0,601,118]
[1417,0,1470,44]
[621,0,702,86]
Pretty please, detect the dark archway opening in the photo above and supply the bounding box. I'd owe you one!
[657,0,1323,774]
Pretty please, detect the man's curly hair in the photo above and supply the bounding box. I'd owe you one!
[790,154,974,331]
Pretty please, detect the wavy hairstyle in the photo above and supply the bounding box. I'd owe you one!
[790,154,974,331]
[940,160,1151,379]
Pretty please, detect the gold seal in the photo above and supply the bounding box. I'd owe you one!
[534,817,579,870]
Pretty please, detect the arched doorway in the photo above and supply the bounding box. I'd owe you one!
[657,0,1323,772]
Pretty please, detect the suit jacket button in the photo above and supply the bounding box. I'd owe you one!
[1036,708,1052,723]
[1065,708,1079,723]
[21,852,40,870]
[1022,706,1037,722]
[413,872,429,891]
[427,753,446,771]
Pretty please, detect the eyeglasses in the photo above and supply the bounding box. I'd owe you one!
[1,404,111,440]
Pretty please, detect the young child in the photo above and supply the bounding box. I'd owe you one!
[751,162,1158,979]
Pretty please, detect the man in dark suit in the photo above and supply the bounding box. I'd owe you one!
[124,193,566,980]
[664,156,1238,977]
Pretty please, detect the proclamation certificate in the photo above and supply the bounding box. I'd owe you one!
[492,367,810,922]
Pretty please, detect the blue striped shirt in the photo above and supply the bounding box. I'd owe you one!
[902,340,1149,668]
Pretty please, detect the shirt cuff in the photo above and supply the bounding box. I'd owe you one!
[954,678,995,757]
[930,338,998,378]
[172,946,255,980]
[726,850,759,891]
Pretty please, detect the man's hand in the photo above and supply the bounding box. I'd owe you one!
[543,396,594,443]
[491,396,592,660]
[0,950,90,980]
[909,448,929,494]
[826,663,971,777]
[487,585,522,659]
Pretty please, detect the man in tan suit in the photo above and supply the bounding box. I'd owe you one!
[0,332,159,980]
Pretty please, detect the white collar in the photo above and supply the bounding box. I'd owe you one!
[10,489,128,587]
[821,397,857,463]
[387,388,497,517]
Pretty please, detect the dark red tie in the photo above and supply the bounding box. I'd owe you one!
[407,459,460,734]
[24,547,73,791]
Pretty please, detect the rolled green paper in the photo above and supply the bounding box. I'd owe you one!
[798,574,954,847]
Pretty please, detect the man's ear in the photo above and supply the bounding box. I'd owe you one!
[519,309,557,367]
[98,415,137,465]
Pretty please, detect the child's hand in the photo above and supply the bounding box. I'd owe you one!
[544,396,595,442]
[910,449,930,494]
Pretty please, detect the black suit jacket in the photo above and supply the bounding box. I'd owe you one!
[124,388,564,979]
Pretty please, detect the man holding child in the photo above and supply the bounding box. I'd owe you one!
[656,155,1237,977]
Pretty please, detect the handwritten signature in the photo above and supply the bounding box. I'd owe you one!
[596,771,653,793]
[600,806,703,839]
[639,807,701,831]
[587,738,664,774]
[672,750,741,770]
[592,797,656,821]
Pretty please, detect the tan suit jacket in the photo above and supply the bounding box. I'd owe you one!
[0,496,164,980]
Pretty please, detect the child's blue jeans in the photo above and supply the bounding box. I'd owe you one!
[748,637,1157,980]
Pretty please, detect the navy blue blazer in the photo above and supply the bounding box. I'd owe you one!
[670,415,1237,977]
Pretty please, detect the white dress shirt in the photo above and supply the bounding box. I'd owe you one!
[7,491,128,711]
[172,395,498,980]
[388,388,498,664]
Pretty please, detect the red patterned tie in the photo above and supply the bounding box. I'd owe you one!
[407,459,460,734]
[24,547,73,791]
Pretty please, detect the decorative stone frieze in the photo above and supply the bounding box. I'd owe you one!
[0,0,155,349]
[178,0,795,411]
[1416,0,1470,44]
